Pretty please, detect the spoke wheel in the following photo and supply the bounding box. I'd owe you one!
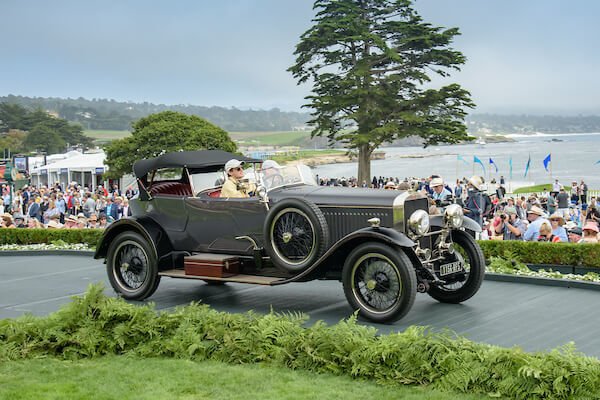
[107,231,160,300]
[271,208,316,265]
[343,242,416,323]
[264,199,328,273]
[428,230,485,304]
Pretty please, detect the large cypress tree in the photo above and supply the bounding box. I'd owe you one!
[289,0,474,183]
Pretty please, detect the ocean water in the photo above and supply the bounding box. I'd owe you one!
[313,133,600,190]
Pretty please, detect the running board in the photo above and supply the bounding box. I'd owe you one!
[159,269,282,285]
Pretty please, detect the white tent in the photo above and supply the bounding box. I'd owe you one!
[30,151,107,190]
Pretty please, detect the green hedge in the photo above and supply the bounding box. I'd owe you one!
[1,229,598,270]
[478,240,600,269]
[1,284,599,399]
[0,228,103,248]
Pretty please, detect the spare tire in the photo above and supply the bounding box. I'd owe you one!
[264,198,329,273]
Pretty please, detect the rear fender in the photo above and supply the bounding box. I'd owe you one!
[94,218,173,268]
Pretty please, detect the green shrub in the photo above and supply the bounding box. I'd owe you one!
[1,284,600,399]
[0,228,102,248]
[478,240,600,269]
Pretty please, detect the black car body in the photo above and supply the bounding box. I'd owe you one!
[95,150,485,322]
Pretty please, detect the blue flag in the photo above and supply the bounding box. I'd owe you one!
[509,157,513,180]
[457,154,469,165]
[489,157,498,173]
[596,160,600,165]
[473,156,486,175]
[543,153,551,172]
[524,154,531,178]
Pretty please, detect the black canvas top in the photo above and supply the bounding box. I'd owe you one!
[133,150,260,178]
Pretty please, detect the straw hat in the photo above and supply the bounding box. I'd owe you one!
[526,206,545,217]
[47,220,63,229]
[430,177,444,188]
[548,213,565,226]
[468,176,483,190]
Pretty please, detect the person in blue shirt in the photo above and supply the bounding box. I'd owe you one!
[548,213,568,242]
[523,206,548,241]
[430,177,452,203]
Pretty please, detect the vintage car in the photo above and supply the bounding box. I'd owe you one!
[95,150,485,323]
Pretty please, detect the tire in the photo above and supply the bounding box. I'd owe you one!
[342,242,417,323]
[264,198,329,273]
[106,231,160,300]
[428,229,485,304]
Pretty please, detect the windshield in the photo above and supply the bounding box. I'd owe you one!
[188,163,317,194]
[261,164,317,191]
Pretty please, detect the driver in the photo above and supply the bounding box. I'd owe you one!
[220,159,256,198]
[260,159,283,187]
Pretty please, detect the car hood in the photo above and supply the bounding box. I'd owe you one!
[269,185,405,207]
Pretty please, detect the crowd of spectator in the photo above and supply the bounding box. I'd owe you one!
[0,182,137,229]
[2,174,598,244]
[316,174,598,244]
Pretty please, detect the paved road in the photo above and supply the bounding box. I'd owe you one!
[2,254,600,358]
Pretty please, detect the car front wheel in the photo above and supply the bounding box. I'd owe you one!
[342,242,417,323]
[427,229,485,303]
[106,231,160,300]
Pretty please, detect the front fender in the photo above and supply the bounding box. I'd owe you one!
[273,227,416,284]
[94,217,172,262]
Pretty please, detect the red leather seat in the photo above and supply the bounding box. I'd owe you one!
[208,189,221,198]
[149,182,192,197]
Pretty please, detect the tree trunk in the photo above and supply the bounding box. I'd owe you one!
[357,144,373,186]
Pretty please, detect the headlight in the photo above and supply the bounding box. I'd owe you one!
[444,204,464,229]
[408,209,430,236]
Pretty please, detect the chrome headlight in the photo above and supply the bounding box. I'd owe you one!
[408,209,430,236]
[444,203,464,229]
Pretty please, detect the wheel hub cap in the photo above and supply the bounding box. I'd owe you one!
[282,232,293,243]
[366,279,377,290]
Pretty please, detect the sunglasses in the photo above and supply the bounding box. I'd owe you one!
[233,167,243,171]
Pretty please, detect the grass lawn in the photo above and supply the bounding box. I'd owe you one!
[0,356,491,400]
[231,131,313,147]
[83,129,131,143]
[513,183,552,194]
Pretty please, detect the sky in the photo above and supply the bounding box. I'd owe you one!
[2,0,599,114]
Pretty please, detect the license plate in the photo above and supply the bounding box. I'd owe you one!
[439,261,463,276]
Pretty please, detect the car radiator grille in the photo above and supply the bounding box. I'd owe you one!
[321,208,393,243]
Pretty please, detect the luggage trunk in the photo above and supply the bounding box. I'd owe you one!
[184,254,240,277]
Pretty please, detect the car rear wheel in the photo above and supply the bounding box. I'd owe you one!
[264,198,329,273]
[106,231,160,300]
[427,229,485,303]
[342,242,417,323]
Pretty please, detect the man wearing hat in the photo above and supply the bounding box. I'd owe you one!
[64,214,79,229]
[13,213,27,228]
[220,159,255,198]
[260,160,283,188]
[463,176,491,228]
[430,177,452,204]
[494,206,527,240]
[566,223,583,243]
[523,205,548,241]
